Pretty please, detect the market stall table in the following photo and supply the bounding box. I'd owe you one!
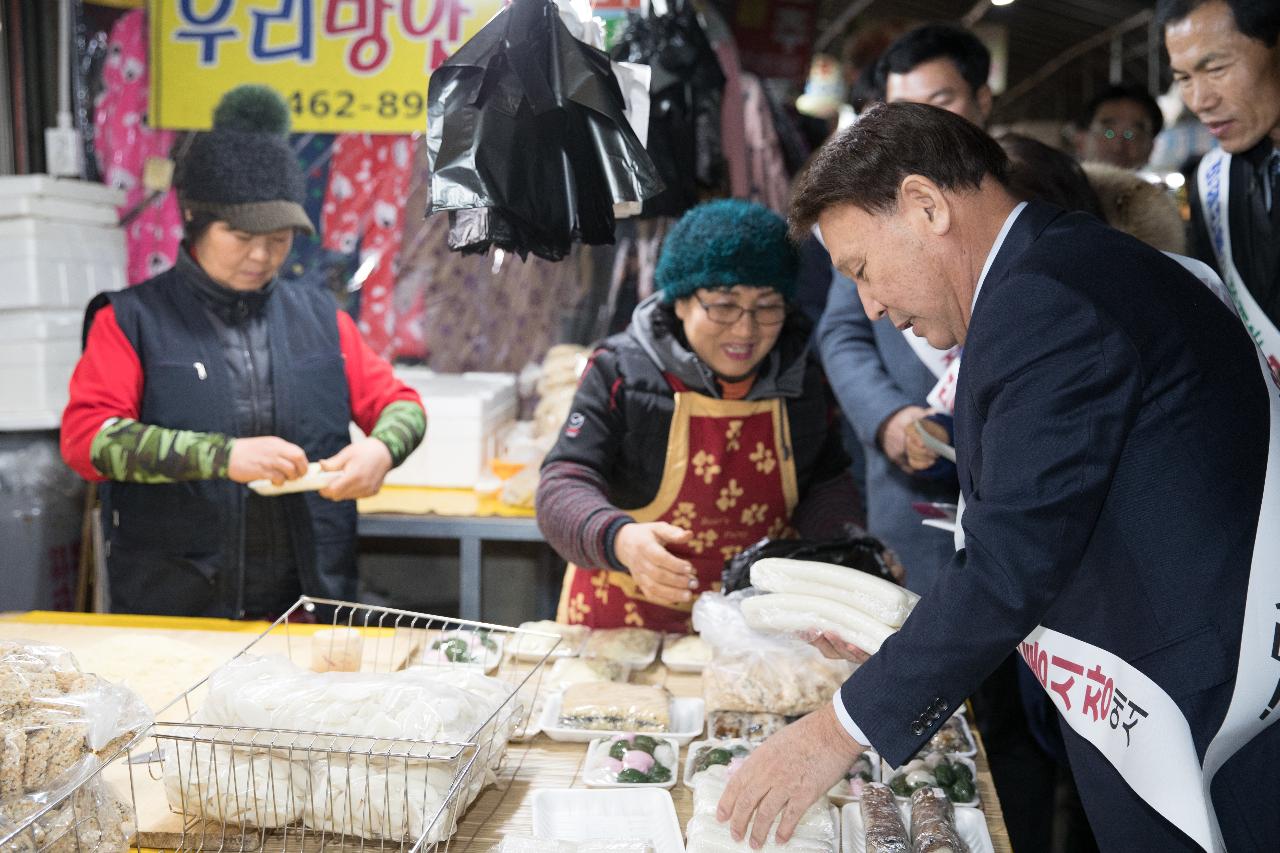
[358,486,557,621]
[0,611,1012,852]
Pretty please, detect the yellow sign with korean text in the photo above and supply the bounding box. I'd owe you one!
[150,0,503,134]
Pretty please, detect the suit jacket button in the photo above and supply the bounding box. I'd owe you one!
[911,722,925,736]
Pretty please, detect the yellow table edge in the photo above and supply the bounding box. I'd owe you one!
[1,610,270,631]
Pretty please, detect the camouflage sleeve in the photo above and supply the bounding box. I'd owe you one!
[89,418,234,483]
[369,400,426,468]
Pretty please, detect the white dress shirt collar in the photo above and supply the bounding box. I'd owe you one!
[971,201,1028,314]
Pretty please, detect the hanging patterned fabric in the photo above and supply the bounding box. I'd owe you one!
[394,209,594,373]
[92,8,181,285]
[320,133,415,359]
[740,74,792,216]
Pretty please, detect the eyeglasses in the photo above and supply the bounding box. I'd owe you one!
[694,294,788,326]
[1097,127,1150,142]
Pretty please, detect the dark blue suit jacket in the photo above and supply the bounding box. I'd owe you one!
[817,271,958,592]
[840,202,1269,782]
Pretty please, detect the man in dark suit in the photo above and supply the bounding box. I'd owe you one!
[717,102,1279,851]
[818,23,996,593]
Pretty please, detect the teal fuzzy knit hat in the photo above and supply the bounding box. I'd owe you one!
[655,199,799,302]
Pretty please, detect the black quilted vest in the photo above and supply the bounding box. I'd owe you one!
[93,261,356,617]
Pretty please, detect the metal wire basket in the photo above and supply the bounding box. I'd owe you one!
[120,596,559,852]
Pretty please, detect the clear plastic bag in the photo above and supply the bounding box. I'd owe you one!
[0,756,134,853]
[686,765,837,852]
[692,593,852,716]
[557,682,671,732]
[0,640,150,851]
[196,654,511,746]
[163,654,522,840]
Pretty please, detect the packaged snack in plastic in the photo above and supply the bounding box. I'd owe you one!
[704,710,788,742]
[558,683,671,732]
[686,765,836,852]
[582,734,677,786]
[160,654,523,840]
[909,787,968,853]
[0,755,135,852]
[860,783,909,853]
[0,640,151,851]
[581,628,662,668]
[693,593,852,716]
[543,657,631,693]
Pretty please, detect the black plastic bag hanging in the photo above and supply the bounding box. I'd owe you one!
[610,0,725,218]
[426,0,664,261]
[720,527,897,594]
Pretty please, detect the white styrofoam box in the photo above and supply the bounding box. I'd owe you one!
[0,310,82,430]
[0,175,125,226]
[0,218,127,310]
[383,370,518,488]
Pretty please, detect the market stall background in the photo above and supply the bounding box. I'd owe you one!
[0,0,1210,618]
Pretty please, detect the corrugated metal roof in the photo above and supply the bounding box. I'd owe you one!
[816,0,1170,126]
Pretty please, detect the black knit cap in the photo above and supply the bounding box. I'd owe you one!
[176,85,314,235]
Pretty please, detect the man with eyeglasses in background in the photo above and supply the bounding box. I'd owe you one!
[1075,84,1164,171]
[1163,0,1280,378]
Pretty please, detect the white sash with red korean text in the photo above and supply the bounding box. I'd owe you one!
[1197,146,1280,379]
[901,331,961,414]
[956,265,1280,850]
[1018,340,1280,851]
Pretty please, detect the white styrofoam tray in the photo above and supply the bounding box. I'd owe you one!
[582,735,680,788]
[841,800,993,853]
[532,788,685,853]
[405,630,504,674]
[508,623,587,663]
[540,694,705,745]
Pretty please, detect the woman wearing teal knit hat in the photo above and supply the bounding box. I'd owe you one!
[538,199,865,631]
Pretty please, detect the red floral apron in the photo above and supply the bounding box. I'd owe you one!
[557,388,799,634]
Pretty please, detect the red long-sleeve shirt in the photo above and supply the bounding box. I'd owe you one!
[61,305,421,481]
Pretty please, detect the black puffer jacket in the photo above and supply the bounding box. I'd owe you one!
[537,294,858,570]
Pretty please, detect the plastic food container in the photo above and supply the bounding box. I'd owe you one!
[841,800,994,853]
[582,735,680,788]
[531,788,684,853]
[541,694,705,745]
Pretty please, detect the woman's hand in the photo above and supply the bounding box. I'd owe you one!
[228,436,309,485]
[318,438,393,501]
[613,522,697,607]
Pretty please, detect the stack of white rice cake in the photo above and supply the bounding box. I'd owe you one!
[742,559,919,654]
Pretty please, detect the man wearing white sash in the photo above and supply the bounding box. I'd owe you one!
[716,102,1280,852]
[1163,0,1280,379]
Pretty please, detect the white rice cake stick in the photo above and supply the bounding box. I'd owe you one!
[741,592,897,654]
[750,558,919,628]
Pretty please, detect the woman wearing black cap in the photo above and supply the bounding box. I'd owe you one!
[61,86,426,619]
